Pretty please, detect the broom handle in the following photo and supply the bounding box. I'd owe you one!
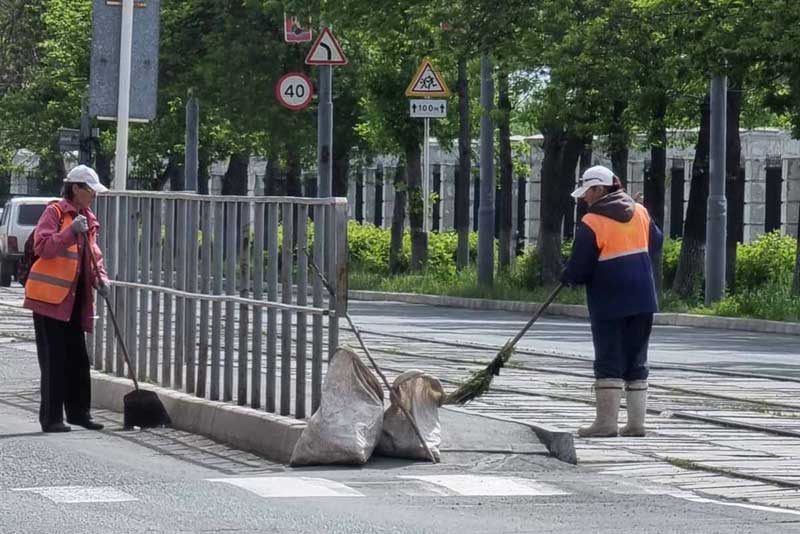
[86,236,139,390]
[500,282,565,353]
[304,249,438,464]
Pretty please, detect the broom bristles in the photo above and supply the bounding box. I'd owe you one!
[445,345,515,405]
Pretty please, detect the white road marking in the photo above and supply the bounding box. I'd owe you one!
[399,475,570,497]
[13,486,137,503]
[208,477,364,498]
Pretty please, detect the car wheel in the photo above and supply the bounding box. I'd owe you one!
[0,260,12,287]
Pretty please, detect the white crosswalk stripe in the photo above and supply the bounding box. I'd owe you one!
[399,475,571,497]
[207,474,570,498]
[12,486,138,503]
[207,477,365,498]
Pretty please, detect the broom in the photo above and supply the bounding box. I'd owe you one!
[445,283,564,405]
[87,240,171,429]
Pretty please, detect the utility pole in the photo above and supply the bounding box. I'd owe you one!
[477,55,495,288]
[185,89,199,192]
[112,0,134,190]
[705,74,727,305]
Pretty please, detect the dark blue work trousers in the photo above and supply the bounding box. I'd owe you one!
[590,313,653,381]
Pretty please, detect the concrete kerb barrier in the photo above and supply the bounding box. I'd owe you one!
[349,290,800,336]
[90,371,306,464]
[444,406,577,465]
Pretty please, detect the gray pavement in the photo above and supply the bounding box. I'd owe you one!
[3,291,800,531]
[347,300,800,376]
[4,341,798,533]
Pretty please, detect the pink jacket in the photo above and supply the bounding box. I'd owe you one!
[23,199,109,333]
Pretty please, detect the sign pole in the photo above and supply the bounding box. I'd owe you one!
[424,116,430,233]
[317,65,333,198]
[113,0,134,191]
[185,88,199,192]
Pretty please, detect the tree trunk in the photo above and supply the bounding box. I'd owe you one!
[221,153,249,196]
[725,79,744,293]
[538,127,584,284]
[198,147,210,195]
[95,150,113,189]
[576,144,593,224]
[389,161,407,274]
[264,151,280,196]
[169,154,186,191]
[646,95,667,296]
[672,95,711,298]
[497,69,513,269]
[609,100,629,187]
[455,57,471,270]
[333,149,349,197]
[406,141,427,271]
[156,155,182,191]
[286,144,302,197]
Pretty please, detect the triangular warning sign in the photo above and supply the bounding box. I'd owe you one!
[305,27,347,66]
[405,59,450,97]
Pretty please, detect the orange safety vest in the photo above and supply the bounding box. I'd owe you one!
[582,203,651,262]
[25,207,83,305]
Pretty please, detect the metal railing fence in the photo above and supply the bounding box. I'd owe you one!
[88,192,348,419]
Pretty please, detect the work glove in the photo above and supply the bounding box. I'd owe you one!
[71,214,88,235]
[96,279,110,298]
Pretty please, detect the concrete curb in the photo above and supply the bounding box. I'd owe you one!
[90,371,306,464]
[444,407,577,465]
[349,290,800,336]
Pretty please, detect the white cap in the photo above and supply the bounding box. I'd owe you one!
[570,165,615,199]
[65,165,108,193]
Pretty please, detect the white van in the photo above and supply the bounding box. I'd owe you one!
[0,197,60,286]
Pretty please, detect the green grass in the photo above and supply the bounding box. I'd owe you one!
[349,265,587,305]
[349,267,800,323]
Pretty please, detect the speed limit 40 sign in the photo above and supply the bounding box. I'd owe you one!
[276,72,314,110]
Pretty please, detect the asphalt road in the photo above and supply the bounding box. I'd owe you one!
[3,336,800,532]
[347,300,800,376]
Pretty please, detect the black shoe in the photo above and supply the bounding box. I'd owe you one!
[67,418,104,431]
[42,422,71,433]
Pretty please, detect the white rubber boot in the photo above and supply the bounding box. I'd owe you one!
[578,379,623,438]
[620,380,648,437]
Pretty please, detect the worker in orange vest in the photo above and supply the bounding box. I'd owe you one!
[562,165,663,438]
[23,165,110,433]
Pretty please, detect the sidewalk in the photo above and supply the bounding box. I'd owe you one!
[342,298,800,511]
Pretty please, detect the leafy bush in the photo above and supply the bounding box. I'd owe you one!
[661,238,681,288]
[347,221,477,278]
[346,221,800,322]
[736,231,796,290]
[702,282,800,322]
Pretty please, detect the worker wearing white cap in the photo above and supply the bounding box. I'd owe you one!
[562,165,663,438]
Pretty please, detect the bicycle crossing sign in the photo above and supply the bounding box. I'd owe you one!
[405,59,450,97]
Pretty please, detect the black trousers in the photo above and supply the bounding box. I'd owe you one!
[590,313,653,381]
[33,312,91,427]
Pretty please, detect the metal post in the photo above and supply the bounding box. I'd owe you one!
[477,55,495,287]
[317,66,333,197]
[424,117,430,234]
[185,89,199,192]
[705,74,727,305]
[113,0,134,191]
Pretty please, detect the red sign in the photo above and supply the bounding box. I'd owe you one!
[275,73,314,110]
[284,15,312,43]
[305,27,347,66]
